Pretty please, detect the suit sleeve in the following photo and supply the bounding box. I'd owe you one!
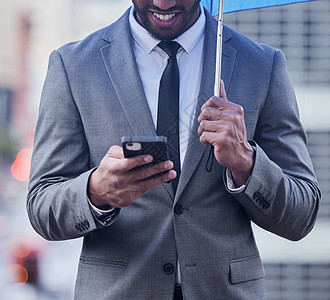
[225,49,320,241]
[26,50,118,241]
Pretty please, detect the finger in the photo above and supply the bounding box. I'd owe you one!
[138,169,177,191]
[115,155,153,173]
[114,168,177,207]
[201,99,244,123]
[199,108,245,128]
[201,79,230,111]
[200,130,225,147]
[133,160,174,180]
[106,145,155,172]
[213,79,228,100]
[201,96,232,113]
[200,122,246,147]
[198,106,224,123]
[107,145,153,165]
[198,120,224,135]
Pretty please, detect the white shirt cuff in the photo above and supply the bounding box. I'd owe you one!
[87,197,115,218]
[226,168,246,193]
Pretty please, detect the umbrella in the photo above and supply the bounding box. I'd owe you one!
[200,0,316,96]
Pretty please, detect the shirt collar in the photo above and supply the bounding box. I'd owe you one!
[129,4,206,54]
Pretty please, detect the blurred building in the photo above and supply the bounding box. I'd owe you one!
[0,0,17,129]
[0,0,32,136]
[225,1,330,299]
[0,0,131,138]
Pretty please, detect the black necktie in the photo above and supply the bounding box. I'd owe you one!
[157,41,181,190]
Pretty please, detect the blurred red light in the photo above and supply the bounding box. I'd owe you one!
[10,237,31,259]
[11,157,31,182]
[8,237,42,285]
[11,148,32,181]
[7,264,29,284]
[16,148,32,160]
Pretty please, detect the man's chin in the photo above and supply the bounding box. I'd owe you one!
[148,31,177,41]
[146,26,185,41]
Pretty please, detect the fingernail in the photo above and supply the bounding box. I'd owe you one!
[168,171,176,179]
[164,162,172,169]
[144,155,152,163]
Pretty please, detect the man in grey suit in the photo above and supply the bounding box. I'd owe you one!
[27,0,320,298]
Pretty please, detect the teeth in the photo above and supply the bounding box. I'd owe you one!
[153,12,175,21]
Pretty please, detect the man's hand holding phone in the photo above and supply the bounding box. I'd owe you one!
[88,137,176,209]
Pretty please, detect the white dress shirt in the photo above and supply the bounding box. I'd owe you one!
[129,5,206,168]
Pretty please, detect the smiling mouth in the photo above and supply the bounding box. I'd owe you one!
[153,12,176,21]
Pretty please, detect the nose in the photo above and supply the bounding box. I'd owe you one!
[153,0,177,10]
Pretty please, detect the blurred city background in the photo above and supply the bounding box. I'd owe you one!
[0,0,329,299]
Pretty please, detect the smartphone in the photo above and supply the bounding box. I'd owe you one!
[121,136,169,164]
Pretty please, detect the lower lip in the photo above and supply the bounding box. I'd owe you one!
[150,12,179,28]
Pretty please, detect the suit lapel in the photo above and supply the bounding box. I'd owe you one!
[100,10,156,137]
[175,12,237,202]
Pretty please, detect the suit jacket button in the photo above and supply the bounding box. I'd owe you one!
[253,191,261,200]
[163,263,174,274]
[174,203,183,215]
[83,219,90,229]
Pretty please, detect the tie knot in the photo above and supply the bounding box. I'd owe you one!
[158,41,180,58]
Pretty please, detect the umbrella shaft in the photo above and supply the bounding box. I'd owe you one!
[214,0,224,97]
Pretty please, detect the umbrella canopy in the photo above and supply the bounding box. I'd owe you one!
[201,0,316,16]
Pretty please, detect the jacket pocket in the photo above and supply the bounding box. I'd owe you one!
[75,256,128,299]
[79,256,127,269]
[229,255,265,284]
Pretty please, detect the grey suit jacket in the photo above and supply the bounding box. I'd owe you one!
[27,8,320,300]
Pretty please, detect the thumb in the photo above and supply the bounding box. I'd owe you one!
[107,145,124,158]
[220,79,228,100]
